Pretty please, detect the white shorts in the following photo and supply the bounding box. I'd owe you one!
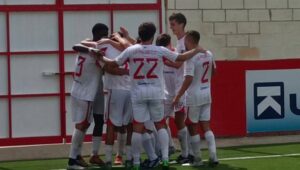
[185,104,211,123]
[104,89,132,127]
[132,99,164,123]
[71,96,93,124]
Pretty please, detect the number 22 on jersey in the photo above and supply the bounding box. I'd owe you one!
[133,58,158,79]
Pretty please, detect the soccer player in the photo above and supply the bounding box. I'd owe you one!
[96,22,204,170]
[155,33,177,154]
[168,12,191,163]
[67,23,107,170]
[173,30,218,166]
[80,32,133,169]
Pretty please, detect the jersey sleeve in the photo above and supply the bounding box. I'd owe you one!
[184,58,194,77]
[115,47,130,66]
[207,50,216,69]
[159,46,178,62]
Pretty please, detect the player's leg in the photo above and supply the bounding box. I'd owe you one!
[141,121,159,169]
[104,89,123,168]
[131,100,149,170]
[186,106,203,166]
[114,127,126,165]
[174,103,189,164]
[89,87,105,166]
[89,114,105,166]
[122,94,133,169]
[164,103,176,155]
[125,123,133,169]
[114,89,131,165]
[68,97,92,169]
[151,99,170,170]
[199,104,218,166]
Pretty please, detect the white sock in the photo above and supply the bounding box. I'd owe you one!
[117,132,126,156]
[190,135,201,160]
[92,136,102,156]
[205,131,217,160]
[69,129,85,159]
[167,126,175,148]
[157,128,169,161]
[131,132,142,165]
[142,133,157,160]
[187,130,194,156]
[105,144,113,163]
[177,127,188,157]
[126,145,132,161]
[151,129,160,155]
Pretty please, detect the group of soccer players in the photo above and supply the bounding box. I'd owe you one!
[67,13,218,170]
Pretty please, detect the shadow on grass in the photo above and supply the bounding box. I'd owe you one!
[0,167,14,170]
[87,162,247,170]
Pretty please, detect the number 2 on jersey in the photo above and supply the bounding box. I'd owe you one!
[75,56,86,77]
[201,61,209,83]
[133,58,158,79]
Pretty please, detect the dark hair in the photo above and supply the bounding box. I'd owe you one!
[138,22,156,42]
[169,13,187,27]
[156,33,171,47]
[92,23,109,41]
[185,30,200,44]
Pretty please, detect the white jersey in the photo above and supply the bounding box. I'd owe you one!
[115,44,178,101]
[97,44,130,91]
[175,36,186,94]
[184,50,216,106]
[71,52,102,101]
[163,57,177,101]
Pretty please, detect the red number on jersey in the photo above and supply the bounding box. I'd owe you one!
[146,58,159,79]
[133,58,158,79]
[133,58,145,79]
[201,61,209,83]
[75,56,86,77]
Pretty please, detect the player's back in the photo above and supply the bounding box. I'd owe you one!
[98,44,130,90]
[120,44,177,101]
[71,52,101,101]
[185,51,214,106]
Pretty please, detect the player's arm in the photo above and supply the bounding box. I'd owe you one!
[73,43,93,53]
[103,65,129,76]
[111,32,132,49]
[97,38,124,51]
[164,59,183,69]
[173,75,193,106]
[81,39,97,48]
[176,46,206,62]
[120,26,136,44]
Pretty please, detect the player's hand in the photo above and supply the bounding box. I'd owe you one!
[111,32,122,41]
[172,95,180,107]
[120,26,129,38]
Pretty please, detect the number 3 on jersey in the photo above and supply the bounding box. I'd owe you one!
[133,58,158,79]
[75,56,86,77]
